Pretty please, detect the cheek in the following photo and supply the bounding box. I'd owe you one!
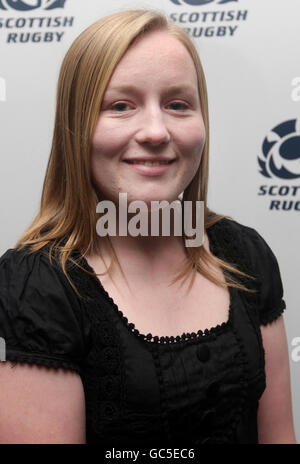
[90,124,127,197]
[91,129,114,155]
[177,123,206,184]
[90,150,120,201]
[178,121,206,161]
[191,120,206,150]
[92,118,131,155]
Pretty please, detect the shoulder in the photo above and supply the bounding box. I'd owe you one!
[0,245,61,278]
[209,216,279,265]
[210,217,286,325]
[0,246,89,372]
[0,245,81,309]
[209,215,264,240]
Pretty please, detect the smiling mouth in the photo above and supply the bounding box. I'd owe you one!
[123,160,175,166]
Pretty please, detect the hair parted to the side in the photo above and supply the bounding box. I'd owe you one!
[15,8,255,295]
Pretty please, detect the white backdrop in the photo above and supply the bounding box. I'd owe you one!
[0,0,299,442]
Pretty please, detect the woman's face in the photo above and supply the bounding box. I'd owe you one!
[91,29,206,206]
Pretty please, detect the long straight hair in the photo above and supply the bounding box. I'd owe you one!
[15,9,254,295]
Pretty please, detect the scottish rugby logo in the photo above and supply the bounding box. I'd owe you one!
[0,0,72,43]
[0,0,66,10]
[170,0,238,5]
[258,119,300,180]
[169,0,246,38]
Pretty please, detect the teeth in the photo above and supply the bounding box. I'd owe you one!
[127,160,172,166]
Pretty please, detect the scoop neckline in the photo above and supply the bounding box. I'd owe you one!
[77,222,235,345]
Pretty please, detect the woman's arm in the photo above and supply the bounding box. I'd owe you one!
[257,315,297,444]
[0,361,86,444]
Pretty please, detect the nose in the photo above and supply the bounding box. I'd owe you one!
[134,104,171,146]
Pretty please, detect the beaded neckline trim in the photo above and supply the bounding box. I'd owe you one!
[81,259,234,344]
[75,220,236,345]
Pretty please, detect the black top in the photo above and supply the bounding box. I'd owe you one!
[0,218,286,445]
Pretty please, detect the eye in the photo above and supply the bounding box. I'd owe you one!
[111,102,132,112]
[167,101,189,111]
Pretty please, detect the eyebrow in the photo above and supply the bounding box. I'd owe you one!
[104,84,198,97]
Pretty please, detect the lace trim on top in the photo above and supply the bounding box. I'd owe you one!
[84,268,234,345]
[4,350,81,374]
[75,221,236,345]
[259,299,286,326]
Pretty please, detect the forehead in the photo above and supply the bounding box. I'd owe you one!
[107,29,198,88]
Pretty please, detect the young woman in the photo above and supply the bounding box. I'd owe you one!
[0,9,296,445]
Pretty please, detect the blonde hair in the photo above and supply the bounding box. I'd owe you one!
[15,9,254,295]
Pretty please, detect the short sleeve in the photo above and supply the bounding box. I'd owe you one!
[0,247,87,374]
[241,225,286,326]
